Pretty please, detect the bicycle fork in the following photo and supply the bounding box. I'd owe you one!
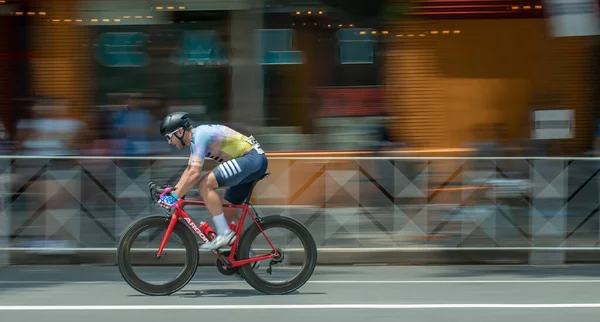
[156,213,178,259]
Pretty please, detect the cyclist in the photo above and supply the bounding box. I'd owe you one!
[157,111,268,251]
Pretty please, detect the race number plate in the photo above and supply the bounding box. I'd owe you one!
[246,135,264,154]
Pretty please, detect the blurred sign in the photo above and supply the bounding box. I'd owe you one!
[317,87,383,117]
[532,109,574,139]
[95,32,150,67]
[544,0,600,37]
[258,29,303,65]
[170,30,228,66]
[337,29,377,64]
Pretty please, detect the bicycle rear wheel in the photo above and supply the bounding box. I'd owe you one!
[117,215,199,296]
[237,215,317,295]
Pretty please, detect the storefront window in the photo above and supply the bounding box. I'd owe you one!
[92,11,230,123]
[261,5,385,150]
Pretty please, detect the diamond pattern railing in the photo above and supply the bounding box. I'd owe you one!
[1,156,600,251]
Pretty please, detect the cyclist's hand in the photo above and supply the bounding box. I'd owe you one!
[158,191,179,209]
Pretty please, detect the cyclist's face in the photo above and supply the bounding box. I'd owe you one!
[166,128,184,149]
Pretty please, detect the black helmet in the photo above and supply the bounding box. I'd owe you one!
[160,111,191,137]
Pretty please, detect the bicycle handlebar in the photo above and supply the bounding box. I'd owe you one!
[148,182,177,203]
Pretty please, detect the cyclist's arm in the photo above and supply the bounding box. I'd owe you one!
[173,166,191,190]
[173,136,208,198]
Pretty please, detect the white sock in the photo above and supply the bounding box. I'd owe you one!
[212,213,231,235]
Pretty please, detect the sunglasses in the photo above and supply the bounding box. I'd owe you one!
[164,128,181,142]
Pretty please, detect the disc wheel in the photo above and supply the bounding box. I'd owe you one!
[237,215,317,295]
[117,215,199,296]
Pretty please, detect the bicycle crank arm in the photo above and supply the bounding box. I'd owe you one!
[214,250,232,268]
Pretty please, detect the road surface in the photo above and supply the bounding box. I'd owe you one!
[1,265,600,321]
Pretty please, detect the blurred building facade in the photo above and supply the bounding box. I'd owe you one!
[0,0,598,156]
[385,0,600,156]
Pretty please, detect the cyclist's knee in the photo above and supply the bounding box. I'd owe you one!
[198,172,219,196]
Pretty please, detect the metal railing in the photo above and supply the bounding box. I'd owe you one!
[1,155,600,264]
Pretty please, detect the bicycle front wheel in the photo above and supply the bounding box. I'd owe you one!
[117,215,199,296]
[237,215,317,295]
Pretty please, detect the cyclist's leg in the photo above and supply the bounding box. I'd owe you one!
[222,200,240,227]
[199,149,268,250]
[223,181,253,206]
[197,173,228,229]
[215,149,268,204]
[224,183,262,270]
[222,181,251,226]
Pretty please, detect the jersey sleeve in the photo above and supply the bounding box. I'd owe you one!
[189,132,210,167]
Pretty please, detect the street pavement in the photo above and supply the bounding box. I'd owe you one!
[2,265,600,321]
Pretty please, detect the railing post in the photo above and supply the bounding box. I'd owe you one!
[0,157,10,266]
[529,158,567,264]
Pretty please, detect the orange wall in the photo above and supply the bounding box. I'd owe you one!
[385,18,597,154]
[29,0,95,144]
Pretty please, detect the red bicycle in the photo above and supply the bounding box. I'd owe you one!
[116,173,317,296]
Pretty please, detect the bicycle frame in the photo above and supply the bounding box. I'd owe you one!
[156,199,280,269]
